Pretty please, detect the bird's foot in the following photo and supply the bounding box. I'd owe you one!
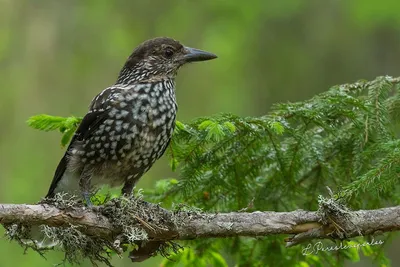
[121,179,135,196]
[121,188,134,197]
[122,192,134,199]
[82,192,93,207]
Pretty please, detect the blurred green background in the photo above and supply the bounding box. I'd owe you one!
[0,0,399,266]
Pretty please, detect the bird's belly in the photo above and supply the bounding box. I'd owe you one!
[90,123,174,187]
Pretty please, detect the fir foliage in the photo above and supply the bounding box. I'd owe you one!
[27,114,82,147]
[26,76,400,266]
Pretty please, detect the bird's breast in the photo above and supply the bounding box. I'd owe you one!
[90,82,176,179]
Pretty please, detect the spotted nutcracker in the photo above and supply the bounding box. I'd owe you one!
[46,37,217,204]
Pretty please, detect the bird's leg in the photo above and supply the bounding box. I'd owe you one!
[121,179,135,196]
[79,170,93,207]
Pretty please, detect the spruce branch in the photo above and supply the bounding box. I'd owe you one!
[27,114,82,147]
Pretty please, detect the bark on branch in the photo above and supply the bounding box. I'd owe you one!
[1,201,399,247]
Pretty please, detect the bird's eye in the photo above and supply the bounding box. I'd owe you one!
[164,48,174,58]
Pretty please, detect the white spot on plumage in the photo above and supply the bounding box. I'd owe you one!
[109,108,118,117]
[121,110,129,117]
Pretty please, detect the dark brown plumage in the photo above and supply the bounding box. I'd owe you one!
[46,37,217,204]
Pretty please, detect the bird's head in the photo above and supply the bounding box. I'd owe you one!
[117,37,217,84]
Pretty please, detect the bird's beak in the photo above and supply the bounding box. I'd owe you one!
[182,46,217,63]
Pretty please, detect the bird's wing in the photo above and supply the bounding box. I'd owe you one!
[46,87,124,198]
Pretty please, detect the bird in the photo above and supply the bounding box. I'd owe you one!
[45,37,217,205]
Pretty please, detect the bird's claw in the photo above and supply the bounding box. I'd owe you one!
[82,192,93,207]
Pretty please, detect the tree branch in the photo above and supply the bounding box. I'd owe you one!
[1,200,399,247]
